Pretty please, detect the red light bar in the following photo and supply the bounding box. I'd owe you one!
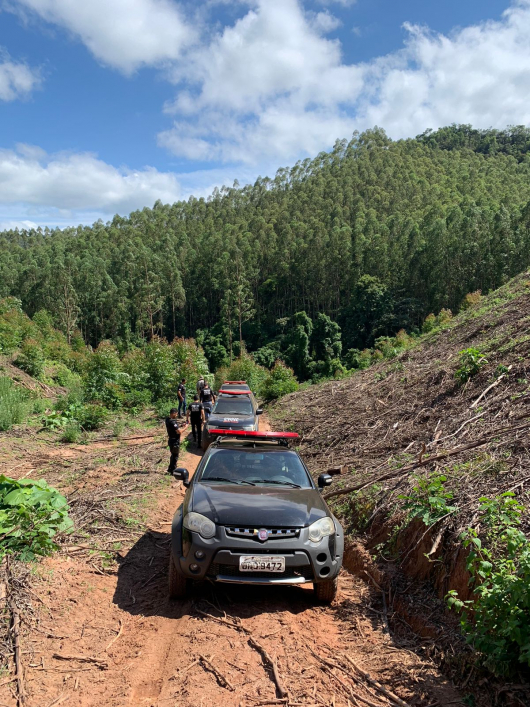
[223,381,247,384]
[209,429,299,440]
[218,390,251,395]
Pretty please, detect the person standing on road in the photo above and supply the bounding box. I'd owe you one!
[196,376,206,395]
[200,381,216,420]
[177,378,186,418]
[186,394,205,447]
[165,408,189,474]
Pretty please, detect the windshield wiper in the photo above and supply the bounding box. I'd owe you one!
[255,480,302,488]
[203,476,256,486]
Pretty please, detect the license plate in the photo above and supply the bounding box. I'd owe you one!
[239,555,285,572]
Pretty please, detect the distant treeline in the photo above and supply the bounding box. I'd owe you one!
[2,124,530,368]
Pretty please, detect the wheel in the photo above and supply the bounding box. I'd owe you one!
[168,553,188,599]
[314,576,338,604]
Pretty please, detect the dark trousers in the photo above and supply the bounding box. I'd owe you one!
[191,419,202,445]
[168,442,180,474]
[178,396,186,417]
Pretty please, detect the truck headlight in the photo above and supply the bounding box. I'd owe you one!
[184,512,216,539]
[308,517,335,543]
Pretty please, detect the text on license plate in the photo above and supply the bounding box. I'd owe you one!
[239,555,285,572]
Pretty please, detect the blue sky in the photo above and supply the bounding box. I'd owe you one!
[0,0,525,229]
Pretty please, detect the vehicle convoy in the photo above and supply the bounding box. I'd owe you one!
[201,385,262,450]
[169,430,344,603]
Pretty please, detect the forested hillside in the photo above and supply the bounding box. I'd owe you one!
[3,125,530,378]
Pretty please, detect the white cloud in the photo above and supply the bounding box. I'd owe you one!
[0,219,39,231]
[159,0,530,166]
[0,144,183,213]
[160,0,363,163]
[0,50,41,100]
[359,3,530,137]
[12,0,194,73]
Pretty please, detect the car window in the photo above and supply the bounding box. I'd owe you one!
[213,399,253,415]
[199,449,312,488]
[222,384,250,391]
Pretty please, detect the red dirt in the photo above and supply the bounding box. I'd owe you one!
[0,418,464,707]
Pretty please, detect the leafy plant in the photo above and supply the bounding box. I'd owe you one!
[447,493,530,676]
[455,347,488,383]
[0,377,29,431]
[399,474,458,525]
[0,476,73,560]
[76,404,107,431]
[61,421,81,443]
[42,401,83,429]
[260,361,299,401]
[15,338,45,378]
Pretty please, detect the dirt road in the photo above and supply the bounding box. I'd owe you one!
[0,421,464,707]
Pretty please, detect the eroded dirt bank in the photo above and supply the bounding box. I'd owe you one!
[0,420,464,707]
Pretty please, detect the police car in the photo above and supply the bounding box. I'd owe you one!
[201,387,262,450]
[169,430,344,603]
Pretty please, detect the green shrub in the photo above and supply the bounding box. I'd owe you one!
[49,362,81,387]
[460,290,483,311]
[15,338,45,378]
[253,345,279,369]
[154,399,177,419]
[260,361,298,401]
[399,474,458,526]
[32,397,47,415]
[215,353,268,394]
[447,493,530,676]
[422,313,437,334]
[455,347,488,383]
[61,421,81,443]
[77,404,107,431]
[437,308,453,326]
[0,377,29,431]
[0,476,73,560]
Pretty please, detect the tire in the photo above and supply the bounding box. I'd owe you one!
[314,576,338,604]
[168,553,188,599]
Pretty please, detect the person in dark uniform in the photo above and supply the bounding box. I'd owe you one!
[165,408,189,474]
[186,394,205,447]
[199,381,216,420]
[177,378,186,418]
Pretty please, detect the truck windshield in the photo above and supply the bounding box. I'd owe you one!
[199,448,312,488]
[213,399,253,415]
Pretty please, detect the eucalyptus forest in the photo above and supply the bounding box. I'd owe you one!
[3,124,530,380]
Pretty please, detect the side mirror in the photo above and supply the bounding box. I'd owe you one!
[173,468,190,487]
[256,408,263,415]
[317,473,333,489]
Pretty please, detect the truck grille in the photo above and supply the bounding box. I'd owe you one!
[225,527,300,540]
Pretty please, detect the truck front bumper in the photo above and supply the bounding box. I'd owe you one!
[172,519,344,586]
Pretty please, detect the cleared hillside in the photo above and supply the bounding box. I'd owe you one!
[271,271,530,682]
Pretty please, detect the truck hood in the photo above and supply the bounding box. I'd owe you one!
[189,484,328,527]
